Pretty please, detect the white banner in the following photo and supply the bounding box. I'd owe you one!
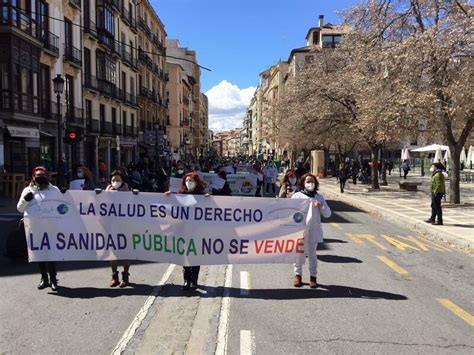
[24,191,311,266]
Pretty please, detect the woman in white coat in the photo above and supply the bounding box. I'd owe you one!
[291,173,331,288]
[17,166,63,291]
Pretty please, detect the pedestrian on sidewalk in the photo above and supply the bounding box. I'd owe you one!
[278,169,299,198]
[425,163,446,226]
[165,172,209,290]
[402,160,411,179]
[17,166,62,291]
[99,170,136,287]
[338,162,348,193]
[291,173,331,288]
[264,161,278,196]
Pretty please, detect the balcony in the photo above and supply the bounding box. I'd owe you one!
[100,120,113,135]
[97,0,121,13]
[65,106,84,126]
[138,48,153,69]
[124,125,135,137]
[84,18,97,39]
[121,8,131,25]
[86,118,100,134]
[42,31,59,56]
[84,75,99,92]
[139,87,160,103]
[124,91,138,107]
[64,44,82,68]
[68,0,81,10]
[0,5,39,40]
[1,92,40,114]
[97,78,117,98]
[138,16,151,36]
[121,46,137,69]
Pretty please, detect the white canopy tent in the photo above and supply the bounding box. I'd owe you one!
[410,144,449,152]
[466,146,473,165]
[460,148,467,164]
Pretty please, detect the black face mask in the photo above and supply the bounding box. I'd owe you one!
[34,176,48,187]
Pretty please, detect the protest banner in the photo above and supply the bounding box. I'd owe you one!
[69,179,85,190]
[23,191,311,266]
[226,173,258,196]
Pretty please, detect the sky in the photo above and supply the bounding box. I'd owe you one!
[151,0,359,131]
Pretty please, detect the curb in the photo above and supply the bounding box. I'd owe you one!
[320,187,473,254]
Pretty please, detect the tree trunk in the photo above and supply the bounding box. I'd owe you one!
[370,147,380,189]
[448,144,461,204]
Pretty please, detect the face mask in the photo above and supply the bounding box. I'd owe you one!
[305,182,315,191]
[34,176,48,186]
[186,181,196,191]
[429,167,435,172]
[289,177,297,185]
[111,181,122,189]
[177,169,184,174]
[77,172,84,178]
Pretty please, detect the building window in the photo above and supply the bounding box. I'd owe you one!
[39,64,50,115]
[305,55,314,64]
[122,110,127,135]
[65,74,74,117]
[100,104,105,132]
[112,107,117,133]
[85,99,92,127]
[322,35,341,48]
[96,50,116,84]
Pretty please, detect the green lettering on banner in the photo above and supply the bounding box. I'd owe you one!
[132,234,141,249]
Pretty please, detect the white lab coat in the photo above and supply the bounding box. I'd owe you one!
[17,183,62,214]
[292,191,331,243]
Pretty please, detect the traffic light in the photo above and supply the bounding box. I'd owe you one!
[64,129,83,144]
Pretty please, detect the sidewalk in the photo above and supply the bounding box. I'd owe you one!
[319,174,474,253]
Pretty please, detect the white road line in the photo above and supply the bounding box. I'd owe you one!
[240,271,251,296]
[240,330,255,355]
[215,265,233,355]
[111,264,176,355]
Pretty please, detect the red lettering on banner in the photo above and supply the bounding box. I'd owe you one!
[296,238,304,253]
[275,240,285,253]
[264,240,274,253]
[254,240,265,254]
[285,240,295,252]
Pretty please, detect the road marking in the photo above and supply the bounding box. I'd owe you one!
[240,271,251,295]
[397,235,450,252]
[382,235,420,251]
[437,298,474,326]
[376,256,409,275]
[347,233,389,251]
[330,222,342,230]
[111,264,175,355]
[240,330,255,355]
[216,265,233,355]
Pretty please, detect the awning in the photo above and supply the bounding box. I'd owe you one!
[39,131,53,137]
[410,144,449,152]
[7,126,40,138]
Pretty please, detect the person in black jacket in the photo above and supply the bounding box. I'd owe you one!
[211,168,232,196]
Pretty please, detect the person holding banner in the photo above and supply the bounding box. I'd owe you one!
[278,169,299,198]
[291,173,331,288]
[17,166,62,291]
[103,170,133,287]
[211,168,232,196]
[166,172,208,290]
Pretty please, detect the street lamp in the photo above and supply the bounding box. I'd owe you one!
[53,74,65,187]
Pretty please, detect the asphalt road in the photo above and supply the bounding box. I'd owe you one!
[0,199,472,354]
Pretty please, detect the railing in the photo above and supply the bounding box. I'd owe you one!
[42,31,59,56]
[84,18,97,38]
[97,78,117,98]
[64,44,82,67]
[121,47,137,68]
[101,121,113,135]
[124,91,138,106]
[87,119,100,134]
[138,49,153,68]
[65,105,84,125]
[0,5,38,39]
[84,75,99,91]
[139,87,160,103]
[138,16,151,36]
[68,0,81,9]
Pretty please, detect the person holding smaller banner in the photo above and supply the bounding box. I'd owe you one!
[17,166,62,291]
[98,170,137,287]
[278,169,299,198]
[291,173,331,288]
[165,172,209,290]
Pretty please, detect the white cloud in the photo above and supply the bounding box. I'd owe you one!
[205,80,256,132]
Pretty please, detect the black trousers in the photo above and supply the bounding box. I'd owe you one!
[38,262,57,278]
[430,193,443,223]
[183,266,200,282]
[339,178,347,192]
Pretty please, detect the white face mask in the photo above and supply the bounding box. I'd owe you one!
[77,172,84,178]
[289,177,297,185]
[186,181,196,191]
[429,167,435,172]
[111,181,122,189]
[305,182,315,191]
[177,169,184,174]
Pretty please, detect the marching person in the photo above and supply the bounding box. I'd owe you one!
[17,166,62,291]
[278,169,299,198]
[291,173,331,288]
[72,165,95,191]
[165,172,209,290]
[425,162,446,226]
[264,160,278,196]
[99,170,137,287]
